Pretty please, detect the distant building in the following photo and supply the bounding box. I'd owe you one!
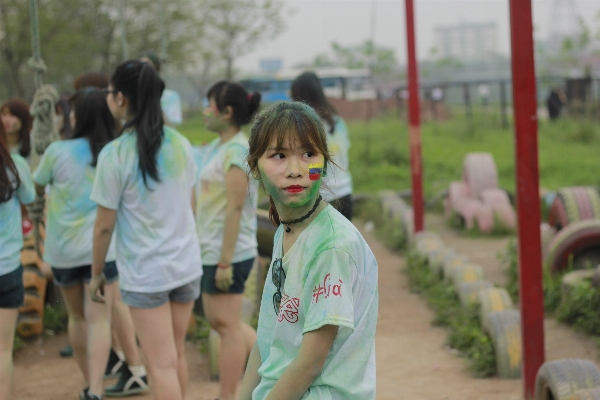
[434,22,498,62]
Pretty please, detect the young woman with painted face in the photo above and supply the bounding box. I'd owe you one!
[0,121,35,400]
[239,102,378,400]
[33,88,147,400]
[197,80,260,400]
[291,72,354,221]
[89,60,202,400]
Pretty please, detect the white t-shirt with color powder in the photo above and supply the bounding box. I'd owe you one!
[91,127,202,293]
[0,154,35,276]
[195,132,258,265]
[33,138,116,268]
[321,116,353,201]
[253,205,378,400]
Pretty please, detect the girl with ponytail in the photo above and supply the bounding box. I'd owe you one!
[89,60,202,400]
[196,80,261,400]
[0,122,35,400]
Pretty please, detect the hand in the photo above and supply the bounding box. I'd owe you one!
[89,272,106,303]
[215,264,234,292]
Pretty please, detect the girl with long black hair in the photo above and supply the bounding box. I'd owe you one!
[89,60,202,400]
[291,72,354,220]
[0,121,35,400]
[33,88,148,400]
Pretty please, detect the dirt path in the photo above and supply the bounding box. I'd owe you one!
[12,214,600,399]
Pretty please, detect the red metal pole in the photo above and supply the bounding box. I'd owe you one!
[404,0,424,233]
[509,0,545,398]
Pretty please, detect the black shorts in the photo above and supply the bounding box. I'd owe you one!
[52,261,118,288]
[201,258,254,294]
[0,266,24,309]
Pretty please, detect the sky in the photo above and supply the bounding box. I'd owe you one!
[237,0,600,74]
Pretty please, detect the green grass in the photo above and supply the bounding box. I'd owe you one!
[177,109,600,198]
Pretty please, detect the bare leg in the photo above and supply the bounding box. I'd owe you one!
[241,322,257,359]
[170,301,194,399]
[84,282,113,395]
[203,293,256,400]
[111,288,142,366]
[59,284,88,386]
[129,303,182,400]
[0,308,18,400]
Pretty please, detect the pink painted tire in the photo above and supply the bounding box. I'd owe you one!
[545,219,600,273]
[494,203,517,231]
[462,153,498,198]
[456,199,482,230]
[446,181,470,218]
[474,205,494,233]
[548,187,600,231]
[480,188,511,209]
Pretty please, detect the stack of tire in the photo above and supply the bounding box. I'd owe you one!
[444,152,516,233]
[543,187,600,273]
[18,228,48,338]
[413,231,521,379]
[379,190,414,245]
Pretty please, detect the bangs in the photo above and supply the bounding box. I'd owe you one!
[261,107,327,155]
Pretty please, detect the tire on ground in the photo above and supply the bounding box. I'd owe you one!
[451,264,484,287]
[442,254,469,282]
[456,280,492,309]
[415,237,445,261]
[548,187,600,231]
[428,248,455,280]
[545,220,600,273]
[478,287,513,323]
[535,358,600,400]
[462,152,498,198]
[561,270,595,296]
[446,181,470,218]
[568,388,600,400]
[482,310,522,379]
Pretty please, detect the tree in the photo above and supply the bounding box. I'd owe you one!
[196,0,286,79]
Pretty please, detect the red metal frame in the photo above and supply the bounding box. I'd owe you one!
[509,0,545,397]
[404,0,424,233]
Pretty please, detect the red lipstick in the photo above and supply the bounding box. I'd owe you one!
[285,185,304,193]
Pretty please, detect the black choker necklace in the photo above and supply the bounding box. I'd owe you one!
[281,195,322,233]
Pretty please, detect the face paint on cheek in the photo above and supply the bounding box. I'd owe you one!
[308,163,323,181]
[259,167,284,203]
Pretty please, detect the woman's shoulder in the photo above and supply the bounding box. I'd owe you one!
[310,206,364,253]
[10,153,29,170]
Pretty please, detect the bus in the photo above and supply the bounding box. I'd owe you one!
[240,67,376,103]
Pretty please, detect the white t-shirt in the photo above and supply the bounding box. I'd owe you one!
[254,205,378,399]
[0,154,35,276]
[321,116,353,201]
[91,127,202,293]
[195,132,258,265]
[33,138,116,268]
[161,89,183,125]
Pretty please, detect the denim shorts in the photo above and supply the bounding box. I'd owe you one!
[52,261,118,288]
[0,266,24,309]
[201,258,254,294]
[120,277,201,309]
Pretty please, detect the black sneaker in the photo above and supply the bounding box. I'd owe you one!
[104,364,149,397]
[104,349,124,380]
[79,387,103,400]
[59,344,73,358]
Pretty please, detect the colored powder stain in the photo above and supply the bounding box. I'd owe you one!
[308,163,323,181]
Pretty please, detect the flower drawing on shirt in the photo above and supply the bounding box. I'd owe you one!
[277,293,300,323]
[312,273,343,304]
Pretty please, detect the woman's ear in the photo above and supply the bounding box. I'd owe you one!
[223,105,234,122]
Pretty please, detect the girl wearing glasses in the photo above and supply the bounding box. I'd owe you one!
[89,60,202,400]
[0,120,35,400]
[197,80,261,400]
[240,102,378,399]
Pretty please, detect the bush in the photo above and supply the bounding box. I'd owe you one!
[192,314,211,354]
[404,250,496,377]
[355,197,406,252]
[43,304,67,333]
[556,280,600,336]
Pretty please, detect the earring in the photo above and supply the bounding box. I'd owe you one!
[251,172,260,180]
